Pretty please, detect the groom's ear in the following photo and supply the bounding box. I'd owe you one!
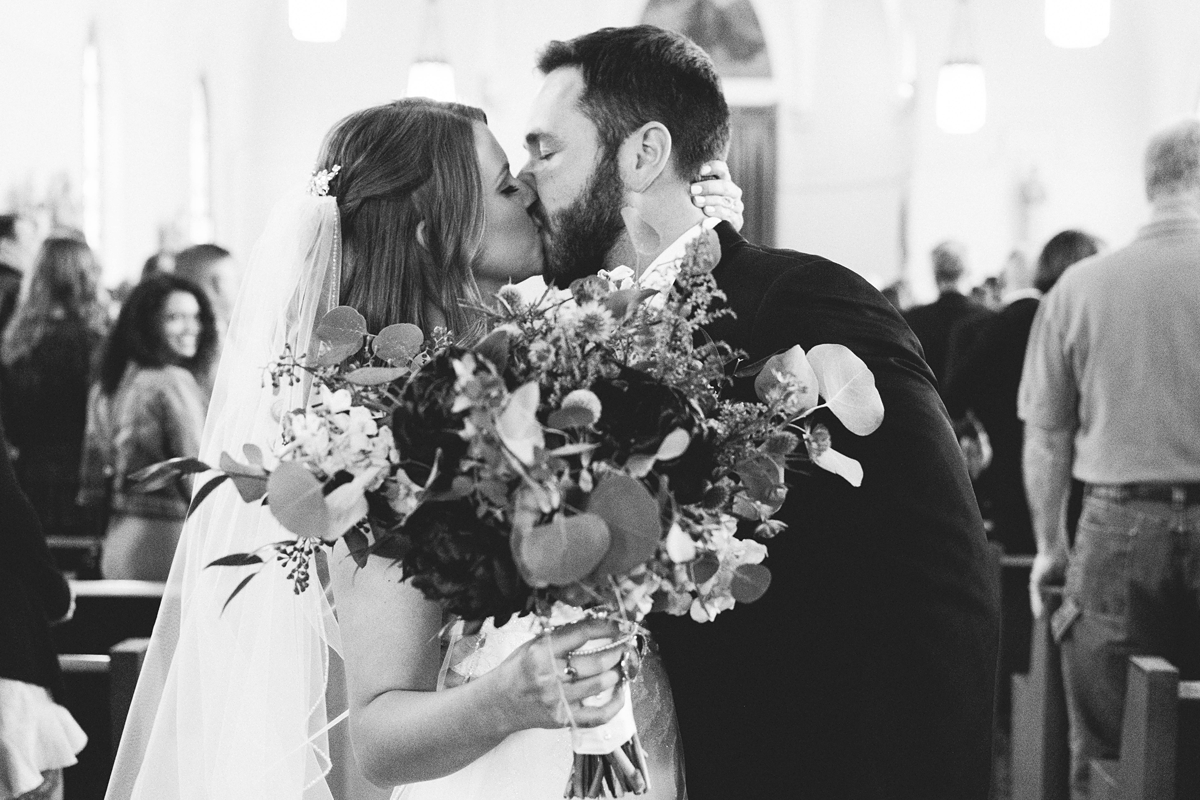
[619,122,672,194]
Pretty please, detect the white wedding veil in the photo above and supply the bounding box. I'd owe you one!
[106,188,347,800]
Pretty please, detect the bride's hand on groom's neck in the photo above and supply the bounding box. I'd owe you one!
[690,160,744,232]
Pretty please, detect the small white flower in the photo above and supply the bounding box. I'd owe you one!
[320,385,353,413]
[665,522,698,563]
[598,265,635,290]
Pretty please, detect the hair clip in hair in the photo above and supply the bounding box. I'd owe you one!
[308,165,342,198]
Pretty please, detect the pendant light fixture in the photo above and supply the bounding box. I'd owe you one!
[289,0,347,43]
[406,0,456,101]
[1045,0,1111,49]
[936,0,986,134]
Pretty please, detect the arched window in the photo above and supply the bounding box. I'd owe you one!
[190,74,215,243]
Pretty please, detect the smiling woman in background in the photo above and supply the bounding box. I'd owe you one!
[78,274,218,581]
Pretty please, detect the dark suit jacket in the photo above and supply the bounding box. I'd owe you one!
[0,405,72,699]
[0,261,21,339]
[650,224,999,800]
[943,297,1040,554]
[903,291,994,394]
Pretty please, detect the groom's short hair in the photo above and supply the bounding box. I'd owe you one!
[537,25,730,181]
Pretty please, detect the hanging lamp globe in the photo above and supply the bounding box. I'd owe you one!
[1045,0,1110,49]
[289,0,347,43]
[936,61,987,134]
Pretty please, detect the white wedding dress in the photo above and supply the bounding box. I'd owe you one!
[393,614,685,800]
[106,187,685,800]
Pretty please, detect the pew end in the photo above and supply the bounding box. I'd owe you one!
[1010,585,1070,800]
[1088,656,1200,800]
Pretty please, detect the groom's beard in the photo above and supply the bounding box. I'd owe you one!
[539,156,626,290]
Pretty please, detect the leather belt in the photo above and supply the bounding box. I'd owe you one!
[1085,482,1200,505]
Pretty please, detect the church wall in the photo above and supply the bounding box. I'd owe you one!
[2,1,1198,296]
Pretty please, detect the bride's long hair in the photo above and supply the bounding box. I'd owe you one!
[315,98,488,336]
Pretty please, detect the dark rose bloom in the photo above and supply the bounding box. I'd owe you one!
[659,425,718,507]
[397,498,531,625]
[591,367,695,461]
[391,349,471,492]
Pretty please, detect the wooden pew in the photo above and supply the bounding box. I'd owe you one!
[54,580,163,656]
[53,581,162,800]
[1089,656,1200,800]
[1010,586,1070,800]
[58,637,150,800]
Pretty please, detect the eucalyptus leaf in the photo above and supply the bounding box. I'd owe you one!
[496,382,544,465]
[373,323,424,364]
[691,551,720,584]
[587,474,662,577]
[316,306,368,345]
[812,446,865,487]
[624,454,657,478]
[127,456,212,493]
[344,366,409,386]
[218,451,269,502]
[206,552,265,568]
[242,444,264,467]
[806,343,884,436]
[733,352,777,379]
[314,307,367,364]
[754,345,819,416]
[514,513,611,588]
[343,524,370,569]
[266,462,331,539]
[314,340,363,367]
[221,571,260,614]
[655,429,692,462]
[544,442,599,457]
[730,563,772,604]
[474,327,512,372]
[733,452,786,507]
[187,474,230,520]
[602,287,659,322]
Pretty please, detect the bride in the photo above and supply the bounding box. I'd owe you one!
[105,97,742,800]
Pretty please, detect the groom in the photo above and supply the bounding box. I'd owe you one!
[521,25,999,800]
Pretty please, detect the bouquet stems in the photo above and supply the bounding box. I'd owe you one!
[563,729,649,798]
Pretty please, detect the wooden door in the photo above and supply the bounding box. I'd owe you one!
[726,105,777,247]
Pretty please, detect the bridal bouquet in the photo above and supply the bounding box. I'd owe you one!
[134,229,884,798]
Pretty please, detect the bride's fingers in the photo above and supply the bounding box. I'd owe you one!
[548,619,622,656]
[698,159,735,184]
[560,669,621,705]
[568,683,628,729]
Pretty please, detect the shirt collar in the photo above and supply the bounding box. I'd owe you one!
[635,217,720,295]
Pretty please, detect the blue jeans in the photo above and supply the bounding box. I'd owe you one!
[1052,486,1200,800]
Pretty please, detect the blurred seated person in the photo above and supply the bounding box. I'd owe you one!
[0,239,109,549]
[78,275,217,581]
[0,215,37,338]
[0,409,87,800]
[880,279,908,312]
[173,244,237,334]
[903,240,994,394]
[944,230,1101,555]
[110,251,175,308]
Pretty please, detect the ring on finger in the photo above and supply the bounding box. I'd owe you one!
[563,652,578,681]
